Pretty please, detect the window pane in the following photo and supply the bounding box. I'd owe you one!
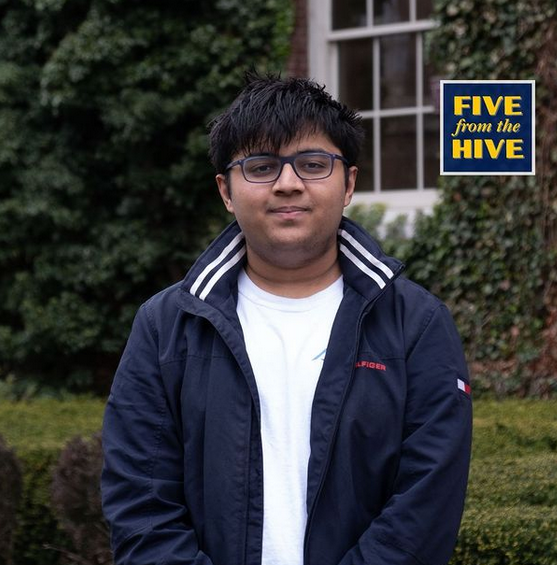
[338,39,373,111]
[381,116,416,190]
[416,0,433,20]
[380,34,416,109]
[373,0,409,25]
[355,119,374,192]
[332,0,367,29]
[424,113,439,187]
[423,30,437,106]
[423,59,437,107]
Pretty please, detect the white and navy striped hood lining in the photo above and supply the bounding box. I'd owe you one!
[187,220,399,302]
[189,232,246,301]
[337,228,395,290]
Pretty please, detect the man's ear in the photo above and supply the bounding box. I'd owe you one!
[216,174,234,214]
[344,166,358,207]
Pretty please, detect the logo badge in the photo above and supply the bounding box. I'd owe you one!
[440,80,535,175]
[355,360,386,372]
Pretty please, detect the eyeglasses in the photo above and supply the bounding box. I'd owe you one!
[225,151,349,184]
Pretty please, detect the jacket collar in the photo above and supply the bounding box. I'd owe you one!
[337,217,404,299]
[178,217,404,311]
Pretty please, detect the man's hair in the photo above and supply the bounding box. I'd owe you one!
[208,73,365,174]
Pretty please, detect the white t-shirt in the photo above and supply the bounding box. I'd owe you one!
[236,270,344,565]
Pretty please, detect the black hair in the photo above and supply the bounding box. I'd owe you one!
[208,72,365,174]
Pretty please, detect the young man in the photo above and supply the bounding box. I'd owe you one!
[102,75,472,565]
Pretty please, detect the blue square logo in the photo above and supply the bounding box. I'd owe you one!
[440,80,535,175]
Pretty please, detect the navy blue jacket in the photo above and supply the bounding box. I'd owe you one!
[102,217,472,565]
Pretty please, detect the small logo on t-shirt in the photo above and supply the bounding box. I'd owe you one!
[355,360,387,372]
[312,348,327,362]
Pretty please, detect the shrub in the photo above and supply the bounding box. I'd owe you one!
[1,397,555,565]
[452,505,557,565]
[12,448,72,565]
[471,398,557,458]
[450,404,557,564]
[0,434,22,565]
[51,433,111,565]
[0,0,294,394]
[0,397,104,565]
[346,203,415,261]
[466,455,557,508]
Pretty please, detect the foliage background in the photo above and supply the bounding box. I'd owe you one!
[1,0,556,399]
[1,398,556,565]
[0,0,294,395]
[403,0,557,396]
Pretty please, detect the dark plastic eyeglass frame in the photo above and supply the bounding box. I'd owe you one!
[224,151,349,183]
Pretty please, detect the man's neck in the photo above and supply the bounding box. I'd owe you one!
[244,247,342,299]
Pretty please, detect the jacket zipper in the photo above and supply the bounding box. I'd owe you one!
[302,305,368,565]
[178,302,262,565]
[302,269,402,564]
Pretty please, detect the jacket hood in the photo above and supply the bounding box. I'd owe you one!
[178,216,404,310]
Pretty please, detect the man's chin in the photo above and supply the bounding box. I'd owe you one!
[254,238,336,270]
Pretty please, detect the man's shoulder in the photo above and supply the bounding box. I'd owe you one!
[139,280,185,330]
[391,275,444,310]
[376,275,453,339]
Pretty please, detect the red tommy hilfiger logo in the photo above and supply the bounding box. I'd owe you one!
[355,360,387,372]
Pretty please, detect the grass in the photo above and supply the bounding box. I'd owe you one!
[472,398,557,459]
[1,395,555,457]
[0,396,105,454]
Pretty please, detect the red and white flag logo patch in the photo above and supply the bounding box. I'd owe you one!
[457,378,471,395]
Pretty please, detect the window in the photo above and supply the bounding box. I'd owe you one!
[309,0,439,209]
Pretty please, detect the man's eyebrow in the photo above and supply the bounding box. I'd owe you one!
[247,148,329,157]
[245,151,274,157]
[296,147,329,154]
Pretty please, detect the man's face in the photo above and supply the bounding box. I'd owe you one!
[216,131,357,270]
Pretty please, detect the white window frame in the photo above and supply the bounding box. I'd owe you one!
[308,0,439,214]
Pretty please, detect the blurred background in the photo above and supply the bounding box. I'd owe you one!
[0,0,556,564]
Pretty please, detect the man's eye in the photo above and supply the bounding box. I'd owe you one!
[304,161,326,169]
[297,155,329,172]
[253,164,273,173]
[246,160,279,176]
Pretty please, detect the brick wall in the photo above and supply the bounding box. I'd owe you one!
[286,0,308,78]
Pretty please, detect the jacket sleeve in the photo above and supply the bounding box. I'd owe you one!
[101,303,214,565]
[338,303,472,565]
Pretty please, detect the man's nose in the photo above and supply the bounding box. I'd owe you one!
[272,163,305,193]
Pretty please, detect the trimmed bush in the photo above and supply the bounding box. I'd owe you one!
[452,505,557,565]
[472,398,557,457]
[450,406,557,564]
[12,448,72,565]
[0,397,555,565]
[0,396,106,451]
[0,434,22,565]
[0,397,104,565]
[51,433,111,565]
[467,455,557,508]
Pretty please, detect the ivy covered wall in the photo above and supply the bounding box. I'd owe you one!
[406,0,557,395]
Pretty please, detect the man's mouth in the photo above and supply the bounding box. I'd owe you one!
[269,206,310,214]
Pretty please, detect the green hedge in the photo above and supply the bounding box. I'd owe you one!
[12,448,73,565]
[0,397,104,565]
[453,505,557,565]
[466,455,557,508]
[472,399,557,458]
[0,398,556,565]
[449,400,557,564]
